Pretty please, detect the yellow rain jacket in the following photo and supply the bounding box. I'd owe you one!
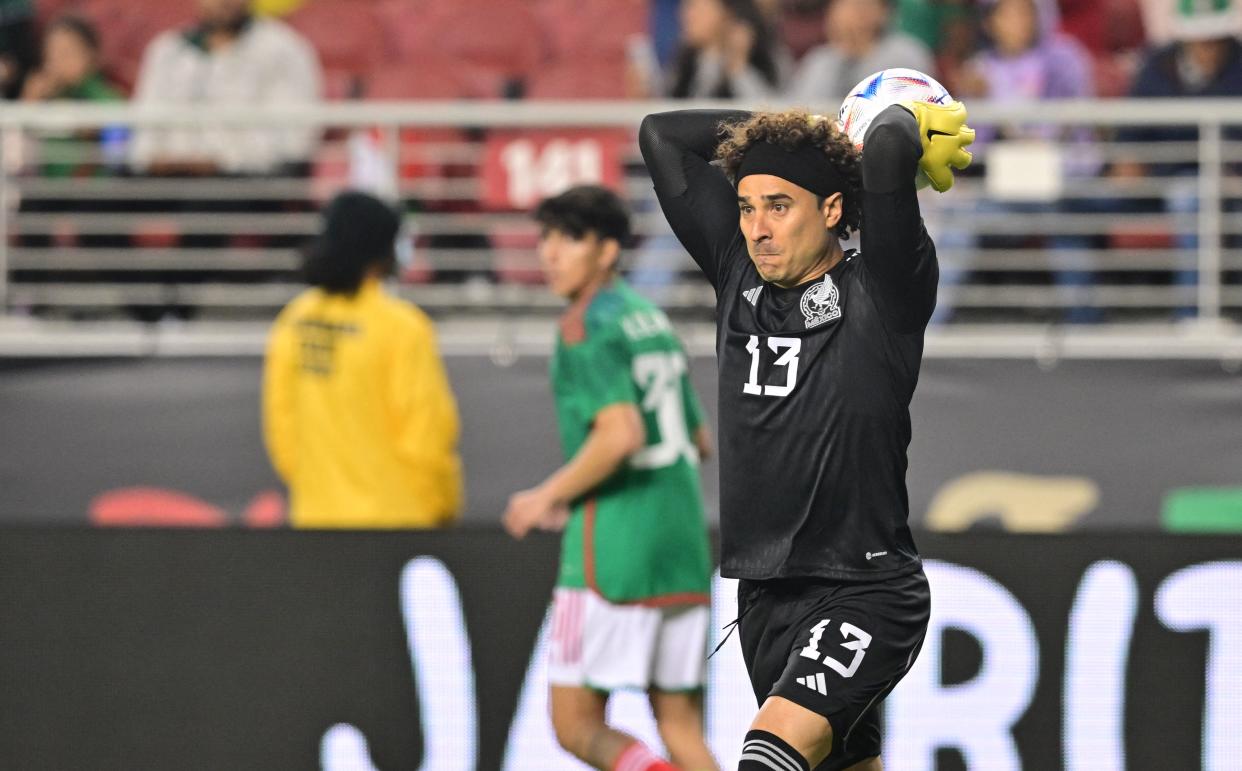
[263,279,462,528]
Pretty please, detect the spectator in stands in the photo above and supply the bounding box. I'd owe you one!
[637,0,787,288]
[894,0,978,95]
[129,0,322,176]
[785,0,933,104]
[665,0,783,98]
[0,0,35,99]
[22,16,120,106]
[1115,0,1242,316]
[1121,3,1242,151]
[958,0,1094,103]
[12,15,126,293]
[21,17,125,178]
[950,0,1102,323]
[263,190,463,529]
[124,0,322,321]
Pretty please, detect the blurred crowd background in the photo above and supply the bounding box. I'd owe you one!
[0,9,1238,767]
[3,0,1242,325]
[0,0,1173,107]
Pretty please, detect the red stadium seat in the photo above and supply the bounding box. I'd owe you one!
[366,57,510,100]
[400,127,473,186]
[321,68,361,101]
[34,0,81,26]
[384,1,545,79]
[76,0,198,92]
[1060,0,1147,57]
[131,218,182,249]
[1108,228,1174,251]
[310,121,472,197]
[535,0,647,60]
[369,60,462,101]
[778,4,827,61]
[524,58,630,100]
[287,0,386,75]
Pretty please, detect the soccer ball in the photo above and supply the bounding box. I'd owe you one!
[837,68,951,149]
[837,68,952,189]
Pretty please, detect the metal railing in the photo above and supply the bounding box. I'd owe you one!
[3,98,1242,328]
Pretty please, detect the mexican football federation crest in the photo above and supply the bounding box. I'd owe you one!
[801,275,842,328]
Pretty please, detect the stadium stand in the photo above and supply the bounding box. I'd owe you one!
[61,0,197,92]
[524,59,632,100]
[3,0,1240,327]
[286,0,386,88]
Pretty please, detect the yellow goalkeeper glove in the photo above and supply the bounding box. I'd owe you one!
[903,100,975,193]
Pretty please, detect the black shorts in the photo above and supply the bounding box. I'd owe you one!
[737,568,930,770]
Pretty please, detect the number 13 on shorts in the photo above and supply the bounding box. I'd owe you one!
[799,618,873,679]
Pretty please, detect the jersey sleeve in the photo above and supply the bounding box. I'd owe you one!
[639,109,751,290]
[859,104,939,333]
[574,326,640,419]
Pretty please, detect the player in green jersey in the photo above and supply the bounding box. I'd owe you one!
[504,185,718,771]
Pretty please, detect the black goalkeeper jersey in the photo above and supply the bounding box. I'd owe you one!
[639,106,935,582]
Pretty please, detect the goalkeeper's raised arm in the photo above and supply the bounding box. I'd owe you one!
[638,109,750,289]
[858,101,973,332]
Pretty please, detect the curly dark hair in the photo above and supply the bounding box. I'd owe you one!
[715,109,862,239]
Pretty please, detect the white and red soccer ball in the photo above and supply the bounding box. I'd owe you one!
[837,68,952,188]
[837,68,952,149]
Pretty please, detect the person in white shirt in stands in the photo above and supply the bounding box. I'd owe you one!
[129,0,322,176]
[785,0,933,103]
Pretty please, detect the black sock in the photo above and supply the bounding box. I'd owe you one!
[738,729,811,771]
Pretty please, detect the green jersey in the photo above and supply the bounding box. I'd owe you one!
[551,279,712,604]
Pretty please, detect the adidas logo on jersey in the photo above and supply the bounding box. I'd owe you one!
[742,287,763,306]
[797,672,828,695]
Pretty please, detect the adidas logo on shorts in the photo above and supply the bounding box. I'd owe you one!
[796,672,828,695]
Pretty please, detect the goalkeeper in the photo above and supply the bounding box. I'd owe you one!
[639,98,972,771]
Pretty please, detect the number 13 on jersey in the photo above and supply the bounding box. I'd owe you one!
[743,335,802,397]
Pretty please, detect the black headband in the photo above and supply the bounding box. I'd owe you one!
[736,141,846,199]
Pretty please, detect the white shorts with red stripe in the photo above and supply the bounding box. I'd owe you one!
[546,587,710,692]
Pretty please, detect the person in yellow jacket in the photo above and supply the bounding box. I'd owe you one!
[263,190,463,528]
